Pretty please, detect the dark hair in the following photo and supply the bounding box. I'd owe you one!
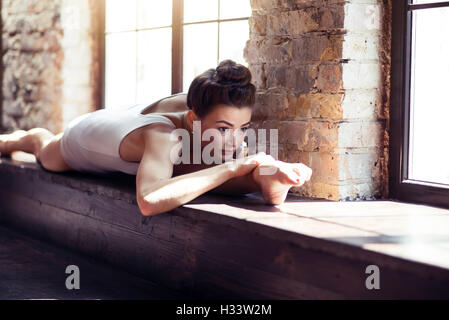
[186,59,256,119]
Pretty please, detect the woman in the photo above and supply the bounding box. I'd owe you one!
[0,59,312,215]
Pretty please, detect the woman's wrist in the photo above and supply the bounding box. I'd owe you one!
[224,159,240,179]
[251,165,262,185]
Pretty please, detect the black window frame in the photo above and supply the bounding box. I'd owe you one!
[389,0,449,209]
[97,0,250,110]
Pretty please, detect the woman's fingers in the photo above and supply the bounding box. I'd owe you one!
[248,152,273,165]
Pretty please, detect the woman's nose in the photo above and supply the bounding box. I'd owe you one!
[231,128,245,138]
[224,129,244,143]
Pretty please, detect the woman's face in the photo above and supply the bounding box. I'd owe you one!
[189,104,252,159]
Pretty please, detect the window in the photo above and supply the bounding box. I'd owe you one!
[0,0,3,132]
[100,0,251,109]
[390,0,449,209]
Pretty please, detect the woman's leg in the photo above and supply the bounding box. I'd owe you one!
[0,128,51,155]
[0,128,73,172]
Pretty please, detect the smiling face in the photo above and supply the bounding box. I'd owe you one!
[186,104,252,159]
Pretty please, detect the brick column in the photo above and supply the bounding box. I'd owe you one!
[245,0,391,201]
[1,0,100,133]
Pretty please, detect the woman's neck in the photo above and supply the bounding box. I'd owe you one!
[181,111,192,135]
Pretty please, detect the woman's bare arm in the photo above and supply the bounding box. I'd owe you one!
[140,165,238,216]
[208,145,266,196]
[208,169,261,195]
[211,156,314,203]
[136,125,265,216]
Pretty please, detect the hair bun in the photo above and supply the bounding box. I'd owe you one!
[214,59,252,87]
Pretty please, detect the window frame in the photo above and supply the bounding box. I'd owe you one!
[389,0,449,209]
[97,0,250,110]
[0,0,4,132]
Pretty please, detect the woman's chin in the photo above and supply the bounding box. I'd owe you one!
[222,151,235,161]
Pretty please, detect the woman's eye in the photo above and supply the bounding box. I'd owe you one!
[218,127,231,133]
[218,127,249,134]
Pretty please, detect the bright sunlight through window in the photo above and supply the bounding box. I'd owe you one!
[409,5,449,185]
[104,0,251,109]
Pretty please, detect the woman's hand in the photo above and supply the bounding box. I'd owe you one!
[252,160,313,205]
[228,152,276,178]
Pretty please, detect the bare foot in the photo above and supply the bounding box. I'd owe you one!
[252,160,313,205]
[0,130,28,156]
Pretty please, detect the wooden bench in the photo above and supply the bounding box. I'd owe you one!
[1,154,449,299]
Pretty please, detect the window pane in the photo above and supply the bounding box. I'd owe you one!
[219,20,250,66]
[409,7,449,184]
[220,0,251,20]
[183,22,218,91]
[184,0,218,23]
[136,28,172,104]
[105,0,137,32]
[413,0,449,4]
[105,33,137,109]
[137,0,172,29]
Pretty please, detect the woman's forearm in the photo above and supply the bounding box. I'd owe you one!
[209,169,261,195]
[141,162,236,215]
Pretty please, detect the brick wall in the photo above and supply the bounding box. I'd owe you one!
[1,0,99,133]
[1,0,391,202]
[60,0,100,128]
[245,0,391,201]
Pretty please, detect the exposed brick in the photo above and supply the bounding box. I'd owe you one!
[316,64,342,93]
[287,9,319,35]
[289,93,343,119]
[245,0,391,202]
[309,183,340,201]
[250,0,278,12]
[279,120,338,152]
[265,38,292,64]
[286,65,315,92]
[249,14,267,36]
[292,35,343,64]
[249,63,267,89]
[1,0,99,132]
[244,39,265,64]
[265,65,287,88]
[309,151,339,184]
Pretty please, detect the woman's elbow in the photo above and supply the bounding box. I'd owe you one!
[137,195,158,216]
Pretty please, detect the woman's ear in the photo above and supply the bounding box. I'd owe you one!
[187,110,200,124]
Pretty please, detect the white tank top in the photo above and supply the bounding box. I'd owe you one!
[65,93,185,175]
[63,92,247,175]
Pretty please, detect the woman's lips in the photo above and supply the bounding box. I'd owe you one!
[223,149,235,155]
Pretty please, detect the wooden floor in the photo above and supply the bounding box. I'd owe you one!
[1,155,449,298]
[0,225,182,300]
